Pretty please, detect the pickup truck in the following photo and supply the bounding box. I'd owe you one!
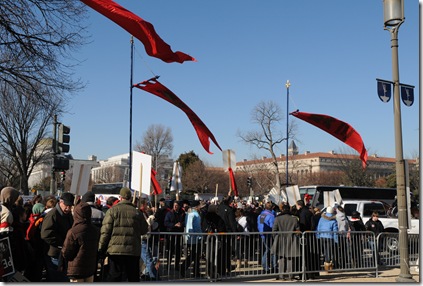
[341,200,419,235]
[340,200,419,254]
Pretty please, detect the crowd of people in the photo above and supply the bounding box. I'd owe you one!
[0,185,385,282]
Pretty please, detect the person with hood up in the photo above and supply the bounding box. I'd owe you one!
[316,206,338,271]
[0,187,20,236]
[62,202,100,282]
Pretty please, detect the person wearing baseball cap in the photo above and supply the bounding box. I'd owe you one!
[41,192,75,282]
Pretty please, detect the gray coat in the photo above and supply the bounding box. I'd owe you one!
[271,213,301,258]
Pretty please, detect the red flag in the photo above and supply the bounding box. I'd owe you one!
[290,110,368,168]
[228,167,238,197]
[133,78,222,154]
[151,168,162,195]
[80,0,196,63]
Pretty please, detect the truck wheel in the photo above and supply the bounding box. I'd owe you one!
[386,236,399,253]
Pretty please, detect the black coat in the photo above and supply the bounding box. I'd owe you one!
[217,204,238,232]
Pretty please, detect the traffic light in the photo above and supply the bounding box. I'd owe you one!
[247,177,252,188]
[58,123,70,154]
[60,171,66,182]
[53,155,69,171]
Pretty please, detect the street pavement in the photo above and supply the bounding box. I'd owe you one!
[248,267,420,283]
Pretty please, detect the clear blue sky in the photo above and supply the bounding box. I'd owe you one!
[64,0,420,167]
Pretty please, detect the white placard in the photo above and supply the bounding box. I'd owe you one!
[131,151,152,196]
[170,161,182,193]
[70,162,92,196]
[222,149,236,171]
[323,189,342,208]
[286,185,301,206]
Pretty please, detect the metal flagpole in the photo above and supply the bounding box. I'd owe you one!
[129,36,134,189]
[285,80,291,188]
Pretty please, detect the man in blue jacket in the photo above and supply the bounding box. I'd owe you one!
[257,201,276,273]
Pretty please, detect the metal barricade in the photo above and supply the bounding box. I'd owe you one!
[377,232,420,268]
[142,230,418,281]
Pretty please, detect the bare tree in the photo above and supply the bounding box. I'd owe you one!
[0,1,88,105]
[134,124,173,189]
[0,83,59,194]
[335,148,376,187]
[238,100,296,195]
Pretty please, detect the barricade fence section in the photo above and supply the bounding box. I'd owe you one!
[140,231,419,281]
[377,232,419,268]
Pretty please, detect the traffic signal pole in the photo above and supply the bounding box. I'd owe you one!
[50,115,57,195]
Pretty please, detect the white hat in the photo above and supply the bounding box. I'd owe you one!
[326,206,334,214]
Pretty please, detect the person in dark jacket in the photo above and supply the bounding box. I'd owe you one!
[41,192,75,282]
[365,211,385,265]
[295,199,315,278]
[164,201,185,272]
[349,211,366,268]
[98,188,148,282]
[81,191,105,229]
[25,203,46,282]
[62,202,100,282]
[217,196,238,274]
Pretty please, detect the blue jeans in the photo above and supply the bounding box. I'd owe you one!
[261,235,276,272]
[141,240,158,279]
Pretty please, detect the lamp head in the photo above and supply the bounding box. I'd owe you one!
[383,0,404,27]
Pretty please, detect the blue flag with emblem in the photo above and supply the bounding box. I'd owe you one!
[400,85,414,107]
[377,79,392,103]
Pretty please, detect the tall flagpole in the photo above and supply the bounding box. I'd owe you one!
[129,36,134,189]
[285,80,291,188]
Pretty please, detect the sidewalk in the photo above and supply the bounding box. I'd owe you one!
[248,267,420,283]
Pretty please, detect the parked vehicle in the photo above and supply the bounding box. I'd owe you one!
[299,185,397,208]
[341,200,419,235]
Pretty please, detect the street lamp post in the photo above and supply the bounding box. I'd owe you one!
[382,0,414,282]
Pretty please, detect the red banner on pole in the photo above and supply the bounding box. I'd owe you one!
[291,110,368,168]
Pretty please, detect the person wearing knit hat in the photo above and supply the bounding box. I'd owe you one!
[316,205,338,272]
[119,187,132,200]
[98,187,148,281]
[25,202,46,281]
[32,203,45,215]
[81,191,105,229]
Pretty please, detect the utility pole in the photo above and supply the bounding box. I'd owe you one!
[50,115,57,195]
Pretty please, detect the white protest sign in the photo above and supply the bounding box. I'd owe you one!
[323,189,342,207]
[170,161,182,193]
[286,185,301,206]
[131,151,152,196]
[222,149,236,171]
[70,162,92,196]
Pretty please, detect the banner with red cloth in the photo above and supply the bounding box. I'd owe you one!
[134,78,222,154]
[228,167,238,197]
[290,110,368,168]
[151,168,162,195]
[81,0,195,63]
